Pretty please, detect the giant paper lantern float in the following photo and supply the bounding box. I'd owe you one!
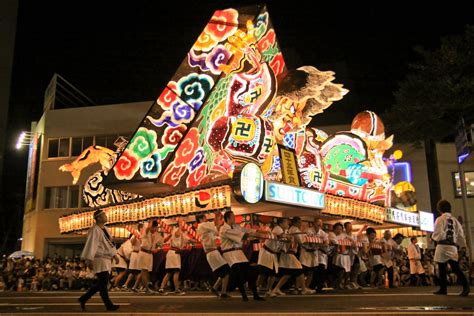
[57,6,418,234]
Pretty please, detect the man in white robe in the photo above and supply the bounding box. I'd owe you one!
[219,210,264,301]
[432,200,469,296]
[380,230,402,288]
[78,209,119,311]
[196,212,231,298]
[365,227,385,287]
[313,218,329,293]
[407,237,426,286]
[256,218,288,297]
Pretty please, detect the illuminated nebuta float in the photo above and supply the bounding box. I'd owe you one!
[58,6,416,225]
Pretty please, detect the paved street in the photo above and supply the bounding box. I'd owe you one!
[0,286,472,315]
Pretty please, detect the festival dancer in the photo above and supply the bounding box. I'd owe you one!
[220,210,265,301]
[256,217,288,297]
[196,211,231,298]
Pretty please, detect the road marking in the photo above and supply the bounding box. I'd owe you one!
[7,312,474,315]
[0,293,472,299]
[0,302,131,306]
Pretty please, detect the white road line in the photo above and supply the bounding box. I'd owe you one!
[0,302,131,306]
[0,293,472,299]
[8,312,474,315]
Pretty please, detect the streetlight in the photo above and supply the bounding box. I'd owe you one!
[16,131,36,149]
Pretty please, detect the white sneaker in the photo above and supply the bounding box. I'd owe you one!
[265,290,276,297]
[302,289,316,295]
[351,282,362,289]
[272,289,286,296]
[175,289,186,295]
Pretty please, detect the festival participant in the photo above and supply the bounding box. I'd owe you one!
[329,223,351,290]
[300,220,319,290]
[122,230,141,290]
[134,220,162,293]
[110,234,133,290]
[158,219,191,295]
[365,227,385,287]
[196,211,231,298]
[380,230,399,288]
[271,217,315,296]
[407,237,426,286]
[344,222,363,289]
[313,218,329,293]
[219,210,264,301]
[78,209,119,311]
[432,200,470,296]
[256,217,288,297]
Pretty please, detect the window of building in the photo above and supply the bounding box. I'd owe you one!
[95,135,118,150]
[44,186,83,209]
[452,171,474,198]
[48,135,117,159]
[48,138,70,158]
[71,136,94,156]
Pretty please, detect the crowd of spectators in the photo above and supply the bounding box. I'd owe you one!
[1,246,472,292]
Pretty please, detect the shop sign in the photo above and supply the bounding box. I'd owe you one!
[385,207,419,226]
[419,211,434,232]
[233,163,264,203]
[265,181,325,209]
[278,145,301,186]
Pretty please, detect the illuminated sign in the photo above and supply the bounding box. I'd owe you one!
[419,211,434,232]
[233,163,264,204]
[385,208,419,226]
[265,181,325,209]
[278,145,301,186]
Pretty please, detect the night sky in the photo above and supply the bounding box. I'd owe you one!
[1,0,473,251]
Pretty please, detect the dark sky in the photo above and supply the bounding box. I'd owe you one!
[2,0,473,250]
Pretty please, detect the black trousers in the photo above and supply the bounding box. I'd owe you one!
[438,259,469,291]
[231,262,258,298]
[385,266,394,287]
[350,255,360,283]
[80,271,114,308]
[314,264,326,291]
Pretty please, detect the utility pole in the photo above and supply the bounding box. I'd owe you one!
[455,118,472,263]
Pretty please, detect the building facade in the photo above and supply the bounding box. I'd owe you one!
[21,101,150,258]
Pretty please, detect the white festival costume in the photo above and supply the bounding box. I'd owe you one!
[197,221,228,272]
[137,230,162,271]
[81,224,117,274]
[299,227,318,268]
[380,238,398,268]
[315,228,329,267]
[112,239,133,269]
[279,226,303,269]
[407,243,425,274]
[432,213,466,263]
[219,223,253,267]
[166,227,188,269]
[258,225,284,272]
[128,237,142,270]
[329,232,351,272]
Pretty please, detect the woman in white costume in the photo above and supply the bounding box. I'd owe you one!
[159,220,189,295]
[329,222,351,290]
[271,217,315,296]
